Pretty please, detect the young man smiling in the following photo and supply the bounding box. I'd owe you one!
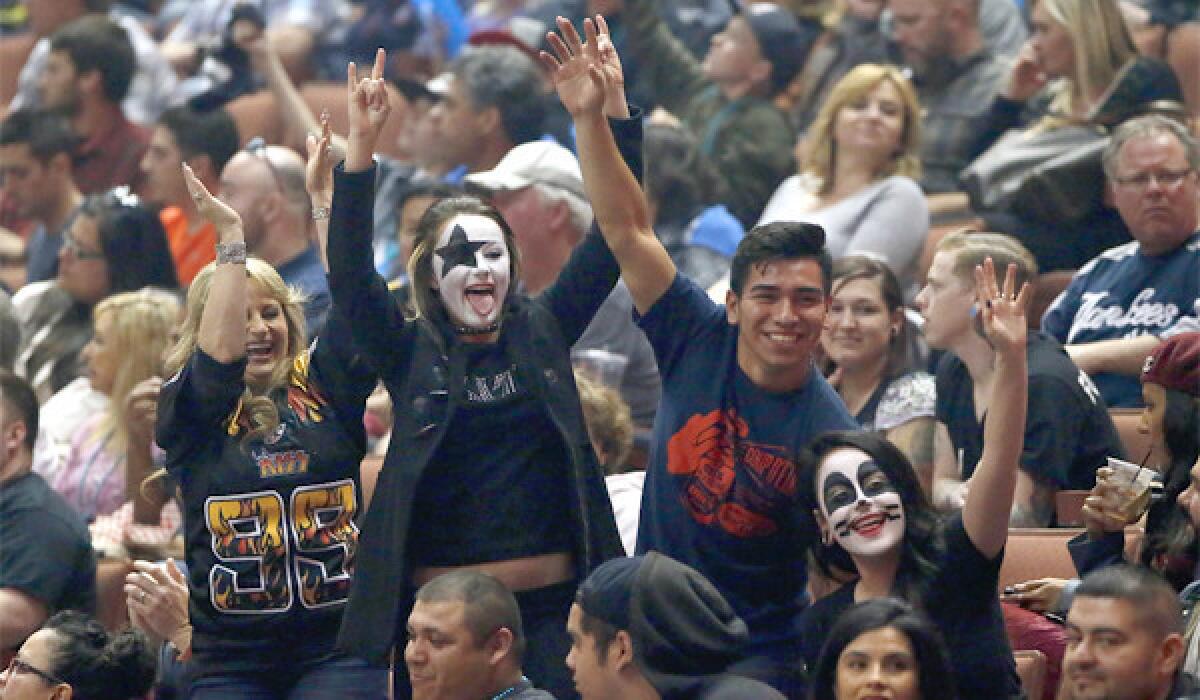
[546,16,856,695]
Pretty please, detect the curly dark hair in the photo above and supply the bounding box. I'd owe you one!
[42,610,156,700]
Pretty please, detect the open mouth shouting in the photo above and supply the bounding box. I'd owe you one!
[433,214,512,335]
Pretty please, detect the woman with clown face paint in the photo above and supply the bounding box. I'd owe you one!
[797,258,1031,700]
[324,49,630,698]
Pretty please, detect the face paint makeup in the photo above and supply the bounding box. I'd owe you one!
[432,214,512,334]
[817,448,906,558]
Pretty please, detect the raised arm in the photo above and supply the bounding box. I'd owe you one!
[345,49,391,173]
[305,111,335,272]
[183,165,246,364]
[543,17,675,315]
[963,259,1030,559]
[243,34,349,159]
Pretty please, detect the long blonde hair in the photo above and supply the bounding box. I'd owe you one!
[164,258,307,442]
[91,288,182,453]
[802,64,922,195]
[1034,0,1137,123]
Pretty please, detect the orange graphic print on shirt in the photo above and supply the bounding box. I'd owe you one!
[666,409,798,538]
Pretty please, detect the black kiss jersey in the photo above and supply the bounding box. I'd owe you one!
[158,322,374,673]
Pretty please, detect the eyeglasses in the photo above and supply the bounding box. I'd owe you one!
[62,231,105,261]
[1113,168,1195,191]
[6,655,64,686]
[245,136,286,194]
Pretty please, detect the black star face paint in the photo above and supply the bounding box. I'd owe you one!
[432,215,511,333]
[817,448,905,558]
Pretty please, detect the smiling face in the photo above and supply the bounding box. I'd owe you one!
[404,600,496,700]
[726,258,829,392]
[833,79,907,168]
[243,284,290,392]
[834,626,920,700]
[817,447,906,558]
[823,275,902,375]
[432,214,511,341]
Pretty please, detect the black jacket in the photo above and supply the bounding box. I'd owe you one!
[329,118,642,665]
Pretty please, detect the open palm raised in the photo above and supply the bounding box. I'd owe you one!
[973,257,1030,357]
[541,17,608,117]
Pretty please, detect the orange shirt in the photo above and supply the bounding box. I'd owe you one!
[160,206,215,286]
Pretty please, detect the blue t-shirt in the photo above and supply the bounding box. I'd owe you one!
[1042,232,1200,407]
[635,274,857,657]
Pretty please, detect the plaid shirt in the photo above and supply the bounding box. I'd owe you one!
[914,49,1012,194]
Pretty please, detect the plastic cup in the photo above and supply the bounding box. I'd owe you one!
[571,348,628,390]
[1105,456,1155,521]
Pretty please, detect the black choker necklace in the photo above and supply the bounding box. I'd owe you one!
[454,322,500,335]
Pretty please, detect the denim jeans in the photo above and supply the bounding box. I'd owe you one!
[190,654,388,699]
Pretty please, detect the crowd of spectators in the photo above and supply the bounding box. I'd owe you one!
[0,0,1198,698]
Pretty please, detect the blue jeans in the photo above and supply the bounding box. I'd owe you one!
[190,654,388,700]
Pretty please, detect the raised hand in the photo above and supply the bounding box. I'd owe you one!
[346,48,391,165]
[183,163,241,236]
[541,16,607,118]
[973,258,1030,358]
[305,110,336,205]
[593,15,629,118]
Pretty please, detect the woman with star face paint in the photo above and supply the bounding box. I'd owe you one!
[797,258,1031,700]
[324,49,630,697]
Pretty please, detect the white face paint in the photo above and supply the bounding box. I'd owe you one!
[432,214,512,332]
[817,448,906,558]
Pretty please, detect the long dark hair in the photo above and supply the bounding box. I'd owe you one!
[42,610,156,700]
[798,431,943,603]
[1144,389,1200,589]
[809,598,957,700]
[81,190,179,294]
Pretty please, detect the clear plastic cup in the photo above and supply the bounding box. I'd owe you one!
[1106,456,1155,521]
[571,348,629,390]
